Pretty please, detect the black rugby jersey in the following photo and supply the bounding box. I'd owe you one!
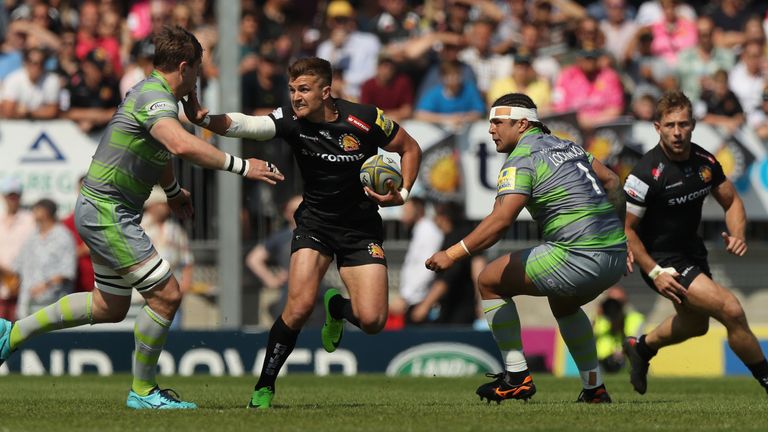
[623,143,726,255]
[268,98,400,218]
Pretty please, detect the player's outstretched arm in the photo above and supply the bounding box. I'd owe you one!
[150,118,284,184]
[591,158,626,224]
[181,90,277,141]
[711,179,748,256]
[426,193,526,272]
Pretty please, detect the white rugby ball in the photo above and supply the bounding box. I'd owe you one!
[359,154,403,195]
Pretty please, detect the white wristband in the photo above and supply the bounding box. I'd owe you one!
[399,188,410,202]
[199,114,211,128]
[460,240,471,256]
[162,180,181,200]
[648,264,676,280]
[222,153,250,176]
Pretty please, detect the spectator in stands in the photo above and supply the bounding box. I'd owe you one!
[120,38,155,98]
[0,177,36,320]
[708,0,752,48]
[634,0,696,27]
[0,19,25,82]
[14,198,75,318]
[316,0,381,101]
[648,0,697,67]
[598,0,639,64]
[700,69,745,134]
[410,202,485,325]
[553,48,624,129]
[259,0,290,43]
[487,53,551,113]
[61,176,94,294]
[245,195,320,327]
[587,0,636,22]
[516,23,560,84]
[238,10,261,76]
[369,0,422,48]
[630,93,658,121]
[63,48,121,134]
[676,16,735,102]
[414,60,486,131]
[241,45,289,116]
[593,286,644,373]
[412,33,476,101]
[359,54,415,122]
[75,0,121,77]
[530,0,569,56]
[0,47,60,120]
[495,0,529,48]
[729,40,767,128]
[54,28,79,86]
[392,196,443,325]
[458,19,513,98]
[141,187,194,330]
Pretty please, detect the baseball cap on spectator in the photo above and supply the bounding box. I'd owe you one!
[133,39,156,61]
[84,48,108,70]
[327,1,354,18]
[0,176,23,195]
[514,53,533,65]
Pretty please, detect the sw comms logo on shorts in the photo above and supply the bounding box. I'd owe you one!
[367,243,385,259]
[386,343,502,377]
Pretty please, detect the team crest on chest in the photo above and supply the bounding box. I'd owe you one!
[339,133,361,152]
[699,166,712,183]
[368,243,385,259]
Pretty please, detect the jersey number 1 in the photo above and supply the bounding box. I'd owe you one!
[576,162,603,195]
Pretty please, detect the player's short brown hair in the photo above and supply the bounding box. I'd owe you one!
[655,90,693,122]
[152,25,203,72]
[288,57,333,87]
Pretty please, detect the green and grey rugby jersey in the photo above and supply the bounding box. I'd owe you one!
[81,70,179,210]
[496,129,625,250]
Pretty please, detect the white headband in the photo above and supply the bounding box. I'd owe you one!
[489,106,539,122]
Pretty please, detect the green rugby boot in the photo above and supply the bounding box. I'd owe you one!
[247,387,274,409]
[321,288,344,353]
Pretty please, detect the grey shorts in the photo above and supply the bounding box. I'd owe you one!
[75,193,170,296]
[522,242,626,299]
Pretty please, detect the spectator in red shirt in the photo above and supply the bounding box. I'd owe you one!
[359,55,414,122]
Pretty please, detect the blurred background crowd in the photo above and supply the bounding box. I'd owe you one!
[1,0,767,337]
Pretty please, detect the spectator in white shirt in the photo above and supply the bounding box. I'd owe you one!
[728,40,766,127]
[0,47,60,119]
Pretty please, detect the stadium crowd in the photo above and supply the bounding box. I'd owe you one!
[1,0,767,327]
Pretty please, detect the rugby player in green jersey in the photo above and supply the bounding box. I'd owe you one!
[0,26,284,409]
[426,93,627,403]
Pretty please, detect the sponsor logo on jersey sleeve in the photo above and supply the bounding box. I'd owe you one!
[497,167,516,193]
[346,114,370,132]
[375,108,395,137]
[624,174,649,202]
[368,243,385,259]
[339,134,361,152]
[146,100,177,116]
[699,166,712,183]
[271,107,283,119]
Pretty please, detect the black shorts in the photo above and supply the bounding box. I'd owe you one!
[290,203,387,268]
[640,252,712,292]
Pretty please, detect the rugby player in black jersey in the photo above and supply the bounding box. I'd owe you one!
[622,91,768,396]
[183,57,422,408]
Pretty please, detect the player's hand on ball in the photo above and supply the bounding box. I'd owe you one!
[425,251,454,272]
[168,188,194,220]
[246,159,285,184]
[181,90,209,125]
[654,271,687,305]
[721,231,747,256]
[364,179,404,207]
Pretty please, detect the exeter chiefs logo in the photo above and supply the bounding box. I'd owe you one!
[368,243,385,259]
[339,134,360,152]
[699,166,712,183]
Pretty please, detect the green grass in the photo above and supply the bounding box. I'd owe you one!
[0,374,766,431]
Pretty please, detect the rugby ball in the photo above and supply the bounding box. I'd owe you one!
[360,154,403,195]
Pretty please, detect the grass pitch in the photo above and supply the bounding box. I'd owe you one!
[0,374,766,432]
